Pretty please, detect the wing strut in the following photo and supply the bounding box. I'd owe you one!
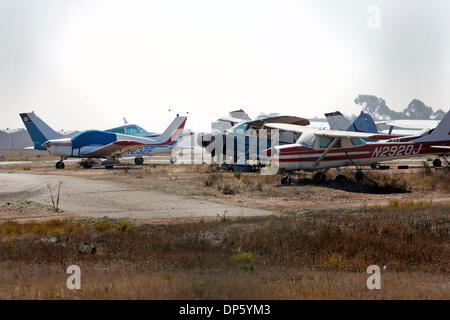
[314,137,339,166]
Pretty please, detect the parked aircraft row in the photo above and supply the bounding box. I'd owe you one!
[18,109,449,181]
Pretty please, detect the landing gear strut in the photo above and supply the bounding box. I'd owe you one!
[134,156,144,165]
[281,172,292,185]
[355,170,364,182]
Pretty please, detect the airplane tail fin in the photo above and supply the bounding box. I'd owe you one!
[325,111,352,131]
[414,110,450,142]
[349,111,379,133]
[229,109,251,121]
[153,116,187,145]
[19,112,64,150]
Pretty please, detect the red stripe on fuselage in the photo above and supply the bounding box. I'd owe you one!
[114,141,145,146]
[275,141,450,163]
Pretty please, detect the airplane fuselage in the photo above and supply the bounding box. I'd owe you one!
[272,140,450,170]
[44,131,181,158]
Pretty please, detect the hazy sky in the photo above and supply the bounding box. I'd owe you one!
[1,0,449,132]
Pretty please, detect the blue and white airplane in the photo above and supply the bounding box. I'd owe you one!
[20,112,187,169]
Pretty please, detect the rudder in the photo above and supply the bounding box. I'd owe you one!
[19,112,64,150]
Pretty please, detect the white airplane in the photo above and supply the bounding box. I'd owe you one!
[265,111,450,184]
[20,112,187,169]
[199,113,310,165]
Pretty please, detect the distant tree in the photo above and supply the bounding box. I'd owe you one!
[354,95,403,119]
[402,99,433,119]
[354,95,445,120]
[431,109,446,120]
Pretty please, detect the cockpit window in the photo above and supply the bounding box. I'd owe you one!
[109,128,125,134]
[319,137,342,148]
[296,131,315,148]
[351,138,366,146]
[125,126,140,135]
[136,126,147,133]
[233,123,249,134]
[319,137,333,148]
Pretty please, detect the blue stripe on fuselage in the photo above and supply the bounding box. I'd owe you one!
[71,130,117,149]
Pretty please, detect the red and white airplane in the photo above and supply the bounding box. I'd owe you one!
[265,111,450,184]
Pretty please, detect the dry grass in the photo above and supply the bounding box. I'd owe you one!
[361,168,450,193]
[0,148,57,162]
[0,203,448,299]
[1,263,448,299]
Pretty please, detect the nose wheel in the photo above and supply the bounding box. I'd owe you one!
[334,174,348,183]
[313,172,327,184]
[134,156,144,165]
[56,161,65,169]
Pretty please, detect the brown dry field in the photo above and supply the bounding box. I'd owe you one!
[0,158,449,299]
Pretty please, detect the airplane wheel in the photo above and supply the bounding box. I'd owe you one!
[335,175,347,183]
[105,165,114,170]
[82,163,92,169]
[433,158,442,167]
[313,172,326,184]
[370,163,378,170]
[170,156,177,164]
[56,161,65,169]
[134,157,144,165]
[281,175,291,185]
[355,171,364,182]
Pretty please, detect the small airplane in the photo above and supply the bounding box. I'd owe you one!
[265,111,450,184]
[199,112,310,164]
[20,112,187,169]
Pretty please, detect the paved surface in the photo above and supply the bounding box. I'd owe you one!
[0,172,272,219]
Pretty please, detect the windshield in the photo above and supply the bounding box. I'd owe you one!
[296,131,315,148]
[136,126,147,133]
[232,123,249,134]
[125,126,141,135]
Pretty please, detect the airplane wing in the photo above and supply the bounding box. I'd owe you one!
[82,140,145,158]
[376,120,439,130]
[217,117,247,125]
[256,115,310,127]
[265,123,395,140]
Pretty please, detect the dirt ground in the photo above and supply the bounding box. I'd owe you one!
[0,158,448,222]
